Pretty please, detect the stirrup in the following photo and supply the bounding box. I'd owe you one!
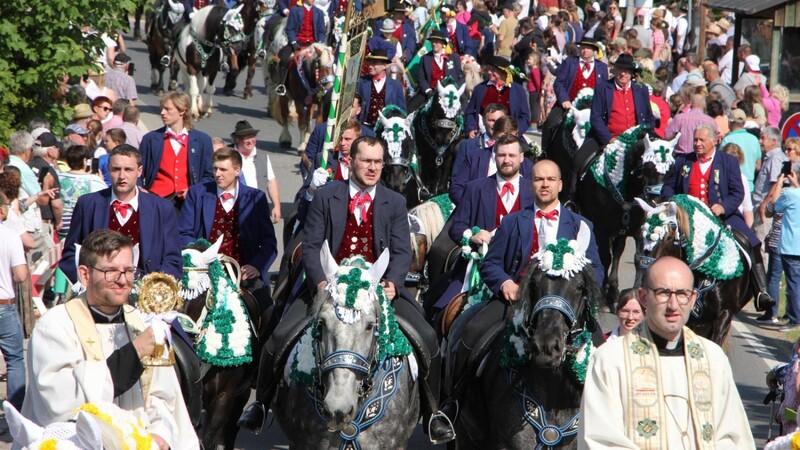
[427,410,457,445]
[275,84,287,96]
[237,402,267,434]
[220,62,230,73]
[563,199,579,213]
[160,55,171,67]
[756,291,776,312]
[257,48,267,59]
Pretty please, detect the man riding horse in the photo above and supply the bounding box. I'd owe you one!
[660,123,775,312]
[239,136,457,445]
[160,0,194,66]
[275,0,326,96]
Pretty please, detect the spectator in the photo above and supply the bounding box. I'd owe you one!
[665,93,717,154]
[704,62,736,112]
[670,56,688,93]
[734,54,762,97]
[761,83,789,129]
[721,108,762,192]
[8,131,43,198]
[90,96,113,124]
[738,101,762,132]
[767,162,800,331]
[455,0,470,24]
[649,80,671,138]
[85,119,104,154]
[603,288,643,342]
[718,36,734,84]
[56,146,108,240]
[0,172,35,250]
[722,142,754,227]
[649,18,668,69]
[777,338,800,430]
[103,53,138,105]
[30,132,63,238]
[742,85,768,127]
[526,51,541,132]
[103,98,130,132]
[754,127,787,254]
[117,106,144,148]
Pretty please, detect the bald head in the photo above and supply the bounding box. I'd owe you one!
[644,256,694,288]
[690,93,706,109]
[533,160,561,179]
[704,62,720,80]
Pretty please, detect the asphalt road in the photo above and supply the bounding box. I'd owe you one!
[0,29,792,449]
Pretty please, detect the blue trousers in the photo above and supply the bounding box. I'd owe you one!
[782,254,800,325]
[0,304,25,409]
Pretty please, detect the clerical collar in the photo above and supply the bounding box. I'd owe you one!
[649,327,685,356]
[90,306,124,324]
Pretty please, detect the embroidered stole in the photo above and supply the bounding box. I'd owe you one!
[622,326,715,449]
[65,297,154,398]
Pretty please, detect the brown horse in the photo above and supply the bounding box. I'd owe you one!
[145,0,179,93]
[222,0,261,99]
[636,196,752,345]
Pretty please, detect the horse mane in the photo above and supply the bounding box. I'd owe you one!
[309,42,333,67]
[198,5,230,39]
[652,202,690,257]
[518,262,602,323]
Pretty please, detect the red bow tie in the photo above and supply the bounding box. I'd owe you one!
[698,155,713,163]
[220,192,234,201]
[165,131,188,147]
[349,191,371,215]
[582,62,591,72]
[373,73,386,82]
[112,200,131,219]
[536,209,559,221]
[500,182,514,197]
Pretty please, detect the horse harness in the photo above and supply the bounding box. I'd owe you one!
[417,103,461,167]
[189,19,245,69]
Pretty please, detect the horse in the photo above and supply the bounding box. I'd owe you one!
[541,87,594,187]
[635,195,752,345]
[571,125,681,310]
[376,106,429,209]
[412,78,466,196]
[178,238,267,450]
[450,222,601,449]
[222,0,261,99]
[175,5,246,118]
[273,246,419,449]
[145,0,179,93]
[260,14,288,118]
[268,43,335,151]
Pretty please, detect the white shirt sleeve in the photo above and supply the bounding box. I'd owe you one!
[266,155,275,181]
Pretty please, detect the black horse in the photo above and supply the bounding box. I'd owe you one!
[222,0,261,98]
[376,106,429,209]
[412,78,465,196]
[145,0,180,93]
[450,231,602,449]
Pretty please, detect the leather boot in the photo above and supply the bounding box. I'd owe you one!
[752,262,776,312]
[238,351,278,434]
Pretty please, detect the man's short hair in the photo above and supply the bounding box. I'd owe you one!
[694,122,717,139]
[483,103,509,118]
[106,129,127,148]
[492,115,519,137]
[122,106,140,124]
[78,230,133,269]
[762,127,781,143]
[494,134,522,151]
[345,118,363,135]
[350,136,385,159]
[112,98,131,115]
[9,131,33,156]
[160,91,193,130]
[108,144,142,165]
[65,145,90,170]
[213,146,243,169]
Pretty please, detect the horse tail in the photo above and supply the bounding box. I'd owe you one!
[410,202,445,245]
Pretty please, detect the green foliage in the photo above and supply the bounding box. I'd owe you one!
[0,0,136,142]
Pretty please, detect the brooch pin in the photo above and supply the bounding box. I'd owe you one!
[713,169,720,185]
[681,164,690,177]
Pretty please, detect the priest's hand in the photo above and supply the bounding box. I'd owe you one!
[500,280,520,302]
[241,264,259,281]
[151,433,169,450]
[133,327,156,359]
[382,280,396,299]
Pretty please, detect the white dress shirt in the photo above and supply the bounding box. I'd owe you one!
[216,183,239,213]
[348,181,377,225]
[533,203,562,250]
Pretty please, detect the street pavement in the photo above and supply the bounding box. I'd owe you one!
[0,31,792,449]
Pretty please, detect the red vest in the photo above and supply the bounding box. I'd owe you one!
[109,207,140,246]
[494,190,521,228]
[365,80,386,126]
[208,198,241,263]
[296,7,315,44]
[687,161,712,205]
[568,63,597,101]
[448,29,460,54]
[335,205,376,263]
[481,84,510,113]
[431,57,445,89]
[392,25,403,41]
[333,159,348,181]
[607,87,636,138]
[151,138,190,198]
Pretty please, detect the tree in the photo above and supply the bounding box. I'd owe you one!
[0,0,136,142]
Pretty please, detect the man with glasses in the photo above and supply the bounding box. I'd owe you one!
[239,136,457,444]
[60,145,182,284]
[580,256,754,449]
[22,230,198,450]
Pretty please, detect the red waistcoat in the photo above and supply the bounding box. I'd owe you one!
[151,138,189,198]
[296,7,315,44]
[208,198,241,263]
[109,207,140,246]
[494,191,521,228]
[449,29,460,54]
[481,84,510,113]
[687,161,712,205]
[431,57,445,89]
[365,81,386,126]
[568,65,597,101]
[607,87,636,138]
[335,205,376,263]
[392,25,403,41]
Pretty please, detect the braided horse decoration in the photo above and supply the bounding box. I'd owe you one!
[450,222,602,449]
[272,245,419,449]
[178,238,266,450]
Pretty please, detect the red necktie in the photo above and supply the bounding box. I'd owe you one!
[165,131,188,147]
[500,182,514,197]
[349,191,371,217]
[583,62,591,72]
[536,209,559,221]
[220,192,234,201]
[112,200,130,219]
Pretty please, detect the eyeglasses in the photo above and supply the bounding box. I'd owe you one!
[644,287,695,305]
[355,157,384,168]
[89,266,138,282]
[100,106,112,112]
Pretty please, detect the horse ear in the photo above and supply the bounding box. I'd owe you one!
[633,197,656,214]
[457,83,466,97]
[437,81,446,97]
[201,236,224,266]
[368,248,391,282]
[404,115,412,133]
[320,240,339,280]
[667,202,679,217]
[4,400,43,448]
[643,133,652,150]
[570,104,578,116]
[576,221,591,255]
[75,411,104,450]
[670,132,681,147]
[378,110,389,129]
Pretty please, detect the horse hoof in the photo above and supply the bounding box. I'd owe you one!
[279,141,292,149]
[244,91,252,99]
[223,89,235,97]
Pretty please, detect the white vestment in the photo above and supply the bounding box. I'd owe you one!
[578,327,754,449]
[21,300,199,450]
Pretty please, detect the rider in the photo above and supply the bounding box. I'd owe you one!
[440,158,603,422]
[275,0,326,96]
[464,56,530,139]
[160,0,194,67]
[407,29,465,113]
[661,123,776,312]
[356,49,407,130]
[439,3,474,58]
[541,38,608,149]
[566,54,655,202]
[387,1,417,64]
[255,0,277,59]
[239,136,457,444]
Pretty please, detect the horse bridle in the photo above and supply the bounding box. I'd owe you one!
[523,292,589,364]
[418,103,461,167]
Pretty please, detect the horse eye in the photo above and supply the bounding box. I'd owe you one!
[366,322,375,331]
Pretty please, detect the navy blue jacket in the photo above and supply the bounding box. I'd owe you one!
[464,82,530,137]
[178,182,278,282]
[138,126,214,191]
[589,79,656,147]
[449,176,534,242]
[417,53,465,94]
[286,5,326,44]
[368,36,398,61]
[480,208,605,294]
[553,57,609,105]
[449,136,533,205]
[356,77,407,125]
[440,21,475,57]
[305,122,375,171]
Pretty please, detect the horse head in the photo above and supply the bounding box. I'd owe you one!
[300,43,335,88]
[635,197,686,270]
[435,77,466,121]
[179,237,225,321]
[377,106,414,194]
[310,244,402,431]
[219,5,246,59]
[637,132,680,203]
[516,222,601,370]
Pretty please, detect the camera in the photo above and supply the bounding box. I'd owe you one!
[127,62,135,76]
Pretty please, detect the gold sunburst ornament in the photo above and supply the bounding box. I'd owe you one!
[137,273,182,366]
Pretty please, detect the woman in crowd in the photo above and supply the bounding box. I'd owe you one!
[604,289,644,341]
[722,143,754,227]
[742,84,768,127]
[761,83,789,128]
[707,99,729,137]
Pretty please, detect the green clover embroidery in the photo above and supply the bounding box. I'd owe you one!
[631,339,651,356]
[701,423,713,442]
[687,342,704,360]
[636,418,659,438]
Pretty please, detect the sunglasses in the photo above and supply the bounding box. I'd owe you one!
[101,107,112,112]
